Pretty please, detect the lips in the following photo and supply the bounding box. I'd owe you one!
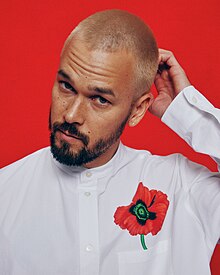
[52,122,89,146]
[58,129,83,142]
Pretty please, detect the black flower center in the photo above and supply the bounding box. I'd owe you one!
[129,199,156,225]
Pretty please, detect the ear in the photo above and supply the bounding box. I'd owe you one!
[128,92,153,127]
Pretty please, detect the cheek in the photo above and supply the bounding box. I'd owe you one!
[51,90,68,122]
[89,115,119,137]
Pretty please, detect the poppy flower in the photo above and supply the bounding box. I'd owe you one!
[114,182,169,250]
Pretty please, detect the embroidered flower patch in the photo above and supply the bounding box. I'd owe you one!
[114,182,169,250]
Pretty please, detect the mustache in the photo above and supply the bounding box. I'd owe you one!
[52,122,89,146]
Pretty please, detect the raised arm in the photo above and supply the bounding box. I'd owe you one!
[150,49,220,170]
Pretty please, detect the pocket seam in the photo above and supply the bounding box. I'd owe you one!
[118,239,169,264]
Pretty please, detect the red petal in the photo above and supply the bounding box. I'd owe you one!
[114,204,133,229]
[114,183,169,237]
[132,182,151,206]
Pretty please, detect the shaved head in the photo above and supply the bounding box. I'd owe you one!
[62,9,158,97]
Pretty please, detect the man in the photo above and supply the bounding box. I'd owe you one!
[0,9,219,275]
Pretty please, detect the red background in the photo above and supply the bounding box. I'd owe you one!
[0,0,219,272]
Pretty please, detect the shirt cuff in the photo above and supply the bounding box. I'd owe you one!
[161,86,213,139]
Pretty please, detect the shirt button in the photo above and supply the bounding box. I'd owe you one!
[84,191,91,197]
[86,171,92,178]
[192,96,198,104]
[85,244,94,252]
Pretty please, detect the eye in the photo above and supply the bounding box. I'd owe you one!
[91,95,110,106]
[59,81,75,92]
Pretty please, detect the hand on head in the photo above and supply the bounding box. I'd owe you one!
[149,49,191,118]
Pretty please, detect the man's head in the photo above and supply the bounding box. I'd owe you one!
[63,9,158,96]
[50,9,158,168]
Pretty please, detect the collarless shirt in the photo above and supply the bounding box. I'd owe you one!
[0,86,219,275]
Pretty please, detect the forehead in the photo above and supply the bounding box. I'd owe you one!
[60,38,135,89]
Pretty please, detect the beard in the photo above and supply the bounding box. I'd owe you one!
[49,114,130,166]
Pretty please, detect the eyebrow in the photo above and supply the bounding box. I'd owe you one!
[58,69,115,98]
[57,69,71,80]
[89,86,115,97]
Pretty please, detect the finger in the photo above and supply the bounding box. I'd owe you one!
[154,72,174,97]
[158,49,180,68]
[155,69,170,82]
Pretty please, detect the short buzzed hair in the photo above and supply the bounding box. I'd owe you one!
[63,9,158,97]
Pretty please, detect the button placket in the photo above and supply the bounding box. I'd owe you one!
[81,170,95,183]
[78,185,99,275]
[86,171,92,178]
[85,244,94,252]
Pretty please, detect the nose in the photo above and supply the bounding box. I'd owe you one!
[63,97,85,125]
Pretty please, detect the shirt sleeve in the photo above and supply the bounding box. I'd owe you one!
[162,85,220,245]
[162,86,220,171]
[178,155,220,251]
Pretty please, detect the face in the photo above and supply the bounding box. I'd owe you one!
[50,38,139,168]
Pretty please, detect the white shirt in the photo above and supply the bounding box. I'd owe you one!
[0,86,219,275]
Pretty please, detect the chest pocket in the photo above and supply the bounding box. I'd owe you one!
[118,239,173,275]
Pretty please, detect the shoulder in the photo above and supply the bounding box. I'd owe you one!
[121,143,181,167]
[0,147,51,181]
[121,144,215,183]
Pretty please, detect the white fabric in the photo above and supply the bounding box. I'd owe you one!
[162,85,220,171]
[0,86,219,275]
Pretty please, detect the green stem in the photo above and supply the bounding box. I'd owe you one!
[140,234,147,250]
